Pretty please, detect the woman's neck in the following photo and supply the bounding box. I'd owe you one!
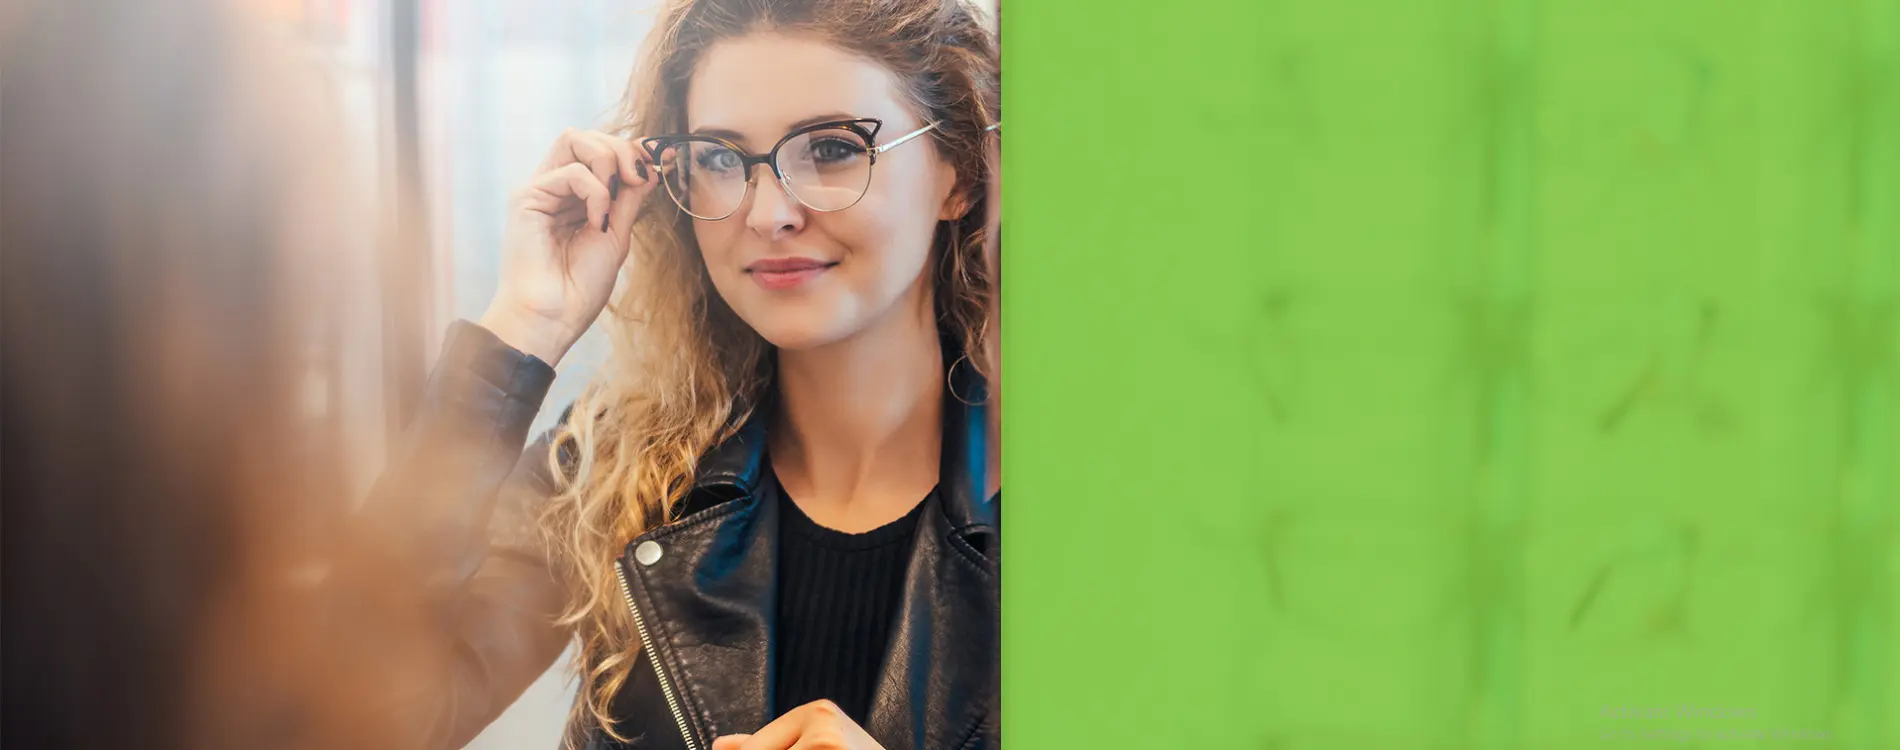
[770,295,943,533]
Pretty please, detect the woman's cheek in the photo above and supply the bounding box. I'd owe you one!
[690,222,725,263]
[693,224,749,287]
[847,202,933,272]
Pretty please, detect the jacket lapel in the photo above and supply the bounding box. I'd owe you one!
[864,360,1000,747]
[619,413,779,745]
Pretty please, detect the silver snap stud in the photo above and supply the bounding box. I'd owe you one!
[634,540,663,566]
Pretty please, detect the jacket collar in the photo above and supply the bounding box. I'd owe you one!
[686,404,770,500]
[681,350,996,535]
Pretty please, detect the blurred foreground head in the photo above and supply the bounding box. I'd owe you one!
[2,1,437,747]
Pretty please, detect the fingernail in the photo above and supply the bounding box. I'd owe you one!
[636,161,649,181]
[602,213,611,233]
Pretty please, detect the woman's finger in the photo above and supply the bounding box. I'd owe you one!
[580,129,650,188]
[518,162,611,231]
[542,128,621,192]
[547,203,589,228]
[787,733,860,750]
[734,699,847,750]
[733,718,801,750]
[603,156,659,236]
[721,700,876,750]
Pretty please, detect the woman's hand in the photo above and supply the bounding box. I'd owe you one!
[710,700,886,750]
[480,128,655,366]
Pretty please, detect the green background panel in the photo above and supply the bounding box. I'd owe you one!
[1004,0,1896,748]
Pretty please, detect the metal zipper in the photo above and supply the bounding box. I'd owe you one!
[614,558,701,750]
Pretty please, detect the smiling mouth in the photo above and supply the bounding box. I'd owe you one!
[746,258,838,290]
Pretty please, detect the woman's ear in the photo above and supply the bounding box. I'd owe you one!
[936,159,976,220]
[939,184,978,221]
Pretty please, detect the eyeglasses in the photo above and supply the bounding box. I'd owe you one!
[641,118,939,221]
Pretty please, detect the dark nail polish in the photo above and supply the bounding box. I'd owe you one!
[602,213,611,233]
[636,161,649,181]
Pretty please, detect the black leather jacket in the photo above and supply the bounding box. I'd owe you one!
[365,321,999,750]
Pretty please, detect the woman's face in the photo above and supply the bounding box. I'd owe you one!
[685,33,960,351]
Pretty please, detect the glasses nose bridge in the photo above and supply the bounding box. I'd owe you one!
[735,150,804,216]
[739,151,782,184]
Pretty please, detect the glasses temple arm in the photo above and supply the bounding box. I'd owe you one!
[867,121,999,155]
[871,121,941,154]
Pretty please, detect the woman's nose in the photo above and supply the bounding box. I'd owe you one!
[744,165,805,238]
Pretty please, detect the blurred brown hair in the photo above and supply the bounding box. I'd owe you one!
[2,1,438,747]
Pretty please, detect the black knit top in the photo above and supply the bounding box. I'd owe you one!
[770,474,928,722]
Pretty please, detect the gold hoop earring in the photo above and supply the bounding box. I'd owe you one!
[946,353,988,407]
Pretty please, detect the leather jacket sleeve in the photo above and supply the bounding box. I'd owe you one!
[355,320,576,749]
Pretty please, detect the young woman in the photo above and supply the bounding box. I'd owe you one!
[364,0,1002,748]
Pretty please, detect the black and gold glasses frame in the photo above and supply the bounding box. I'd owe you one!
[640,117,941,221]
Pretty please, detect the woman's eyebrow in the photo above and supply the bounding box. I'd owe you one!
[786,112,859,130]
[688,113,862,144]
[689,126,747,142]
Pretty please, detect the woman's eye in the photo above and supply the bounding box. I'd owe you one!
[809,138,864,164]
[697,148,742,173]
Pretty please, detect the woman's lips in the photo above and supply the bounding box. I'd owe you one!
[747,257,837,291]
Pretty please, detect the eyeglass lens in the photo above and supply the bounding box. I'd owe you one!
[654,126,873,219]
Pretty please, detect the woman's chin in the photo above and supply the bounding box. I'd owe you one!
[752,319,855,353]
